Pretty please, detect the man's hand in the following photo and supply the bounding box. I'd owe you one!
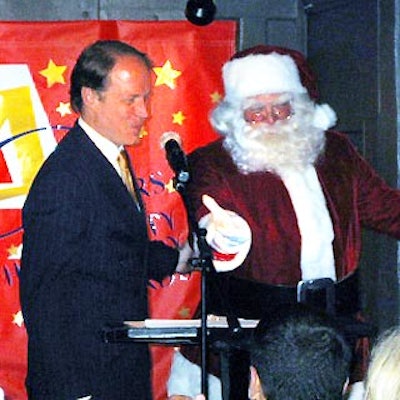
[175,240,194,274]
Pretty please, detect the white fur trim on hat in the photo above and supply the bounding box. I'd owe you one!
[313,103,337,130]
[223,52,307,102]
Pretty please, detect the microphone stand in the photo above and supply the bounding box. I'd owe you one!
[172,175,214,399]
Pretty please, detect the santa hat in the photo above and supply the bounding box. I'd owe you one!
[222,45,337,130]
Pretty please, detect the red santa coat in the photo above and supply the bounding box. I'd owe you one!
[187,130,400,286]
[180,130,400,384]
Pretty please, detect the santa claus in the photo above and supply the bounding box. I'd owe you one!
[167,45,400,400]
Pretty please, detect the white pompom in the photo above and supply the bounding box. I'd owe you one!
[313,103,337,130]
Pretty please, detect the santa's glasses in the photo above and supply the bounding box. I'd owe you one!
[243,99,294,125]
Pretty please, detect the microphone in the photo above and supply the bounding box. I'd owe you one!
[160,131,190,184]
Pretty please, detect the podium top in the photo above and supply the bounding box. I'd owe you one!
[124,315,259,329]
[104,315,258,345]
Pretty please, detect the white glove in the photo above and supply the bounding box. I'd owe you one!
[200,194,251,272]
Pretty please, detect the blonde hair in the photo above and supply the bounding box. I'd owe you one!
[364,327,400,400]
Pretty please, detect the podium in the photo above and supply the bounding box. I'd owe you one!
[103,316,258,399]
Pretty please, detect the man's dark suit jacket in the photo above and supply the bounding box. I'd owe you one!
[20,123,178,399]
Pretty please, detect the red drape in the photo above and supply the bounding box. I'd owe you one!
[0,20,236,399]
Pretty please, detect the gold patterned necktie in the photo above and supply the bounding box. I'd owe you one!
[117,149,140,209]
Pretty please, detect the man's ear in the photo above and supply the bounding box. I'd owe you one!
[249,366,265,400]
[81,87,99,107]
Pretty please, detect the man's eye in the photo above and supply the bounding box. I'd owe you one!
[272,103,292,118]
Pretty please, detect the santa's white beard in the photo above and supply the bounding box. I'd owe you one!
[223,100,326,176]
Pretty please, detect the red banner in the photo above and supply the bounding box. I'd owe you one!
[0,20,236,399]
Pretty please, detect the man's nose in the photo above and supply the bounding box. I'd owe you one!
[264,110,277,125]
[135,97,149,118]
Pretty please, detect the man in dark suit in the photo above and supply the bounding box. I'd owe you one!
[20,40,191,400]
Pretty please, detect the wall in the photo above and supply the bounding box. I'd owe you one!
[307,0,400,331]
[0,0,306,51]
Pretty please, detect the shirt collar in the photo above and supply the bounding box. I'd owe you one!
[78,117,122,171]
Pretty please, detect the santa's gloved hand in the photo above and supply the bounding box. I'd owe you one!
[199,194,251,272]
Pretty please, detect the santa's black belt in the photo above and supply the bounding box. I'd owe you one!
[207,270,360,320]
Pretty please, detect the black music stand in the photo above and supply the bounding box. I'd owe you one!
[104,154,250,399]
[103,320,254,400]
[172,170,215,398]
[171,155,250,399]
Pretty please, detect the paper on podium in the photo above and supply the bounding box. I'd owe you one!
[124,315,259,329]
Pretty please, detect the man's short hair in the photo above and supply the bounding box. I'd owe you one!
[70,39,152,113]
[251,303,351,400]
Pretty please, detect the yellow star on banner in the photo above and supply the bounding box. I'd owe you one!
[56,101,72,117]
[172,111,186,125]
[153,60,182,89]
[210,91,222,103]
[165,179,176,193]
[178,307,191,319]
[39,59,67,88]
[12,311,24,327]
[7,244,21,259]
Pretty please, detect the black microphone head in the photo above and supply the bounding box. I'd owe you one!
[164,138,181,155]
[160,131,190,184]
[160,131,182,149]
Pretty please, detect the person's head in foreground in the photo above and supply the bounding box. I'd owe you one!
[211,45,337,176]
[364,326,400,400]
[249,304,352,400]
